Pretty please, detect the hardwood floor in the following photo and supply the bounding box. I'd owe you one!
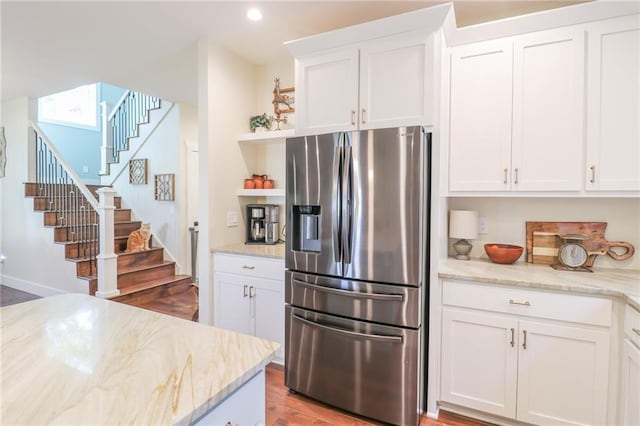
[266,363,492,426]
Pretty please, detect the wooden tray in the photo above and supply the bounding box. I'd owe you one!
[527,222,602,266]
[526,221,635,266]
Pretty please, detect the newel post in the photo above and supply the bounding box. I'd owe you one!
[95,187,119,298]
[99,101,114,176]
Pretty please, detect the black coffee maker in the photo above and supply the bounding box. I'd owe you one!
[246,204,279,245]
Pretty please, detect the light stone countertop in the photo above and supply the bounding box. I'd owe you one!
[0,294,278,425]
[212,242,285,259]
[439,258,640,311]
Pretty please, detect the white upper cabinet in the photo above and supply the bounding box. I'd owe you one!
[449,39,513,192]
[586,15,640,192]
[448,27,586,193]
[295,47,359,135]
[295,34,434,135]
[511,28,585,192]
[359,34,433,130]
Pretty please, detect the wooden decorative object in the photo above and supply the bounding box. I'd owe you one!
[154,173,175,201]
[272,78,295,130]
[525,221,634,266]
[129,158,147,184]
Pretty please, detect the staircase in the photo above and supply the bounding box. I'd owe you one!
[26,118,198,321]
[24,182,197,320]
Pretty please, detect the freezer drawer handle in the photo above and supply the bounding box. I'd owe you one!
[293,278,404,302]
[293,314,403,344]
[509,299,530,306]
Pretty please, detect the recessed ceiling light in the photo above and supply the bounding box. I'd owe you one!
[247,8,263,21]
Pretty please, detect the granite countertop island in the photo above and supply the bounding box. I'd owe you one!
[0,294,278,425]
[439,258,640,310]
[212,242,285,259]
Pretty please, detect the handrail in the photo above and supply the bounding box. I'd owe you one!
[107,91,161,166]
[108,90,131,122]
[30,121,99,211]
[30,122,102,278]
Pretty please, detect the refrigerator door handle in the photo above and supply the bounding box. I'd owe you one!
[342,143,353,265]
[331,137,343,263]
[293,278,404,302]
[293,314,403,344]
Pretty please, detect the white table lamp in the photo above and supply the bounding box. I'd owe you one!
[449,210,478,260]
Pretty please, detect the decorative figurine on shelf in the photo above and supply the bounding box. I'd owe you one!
[271,77,295,130]
[249,113,272,133]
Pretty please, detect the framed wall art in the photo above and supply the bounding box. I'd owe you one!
[129,158,147,184]
[154,173,175,201]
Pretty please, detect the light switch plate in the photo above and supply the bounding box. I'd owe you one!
[478,217,489,234]
[226,211,240,227]
[82,165,89,173]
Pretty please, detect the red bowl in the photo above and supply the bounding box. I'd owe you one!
[484,243,523,264]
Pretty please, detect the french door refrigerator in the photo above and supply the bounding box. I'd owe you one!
[285,126,430,426]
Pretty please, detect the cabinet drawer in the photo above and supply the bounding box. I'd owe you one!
[625,304,640,347]
[443,280,612,327]
[214,253,284,281]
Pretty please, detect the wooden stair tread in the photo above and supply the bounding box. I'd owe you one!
[117,247,163,258]
[115,274,192,297]
[117,260,175,275]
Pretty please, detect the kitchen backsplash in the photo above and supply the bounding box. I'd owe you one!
[448,197,640,270]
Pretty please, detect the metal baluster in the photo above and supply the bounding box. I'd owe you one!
[46,150,52,208]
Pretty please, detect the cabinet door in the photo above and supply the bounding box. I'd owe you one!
[516,320,610,426]
[194,370,265,425]
[359,34,433,130]
[449,39,513,192]
[620,338,640,426]
[295,47,359,135]
[441,309,518,418]
[586,16,640,191]
[512,28,584,191]
[214,273,251,335]
[252,278,285,362]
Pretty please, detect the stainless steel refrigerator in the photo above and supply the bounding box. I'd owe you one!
[285,126,430,426]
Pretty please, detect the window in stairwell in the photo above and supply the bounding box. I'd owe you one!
[38,84,99,130]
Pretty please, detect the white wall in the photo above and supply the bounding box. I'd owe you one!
[448,197,640,270]
[0,98,86,295]
[198,41,258,324]
[110,104,194,274]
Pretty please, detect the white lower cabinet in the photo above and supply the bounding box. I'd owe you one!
[194,369,265,425]
[620,304,640,425]
[441,280,612,425]
[441,309,518,418]
[214,253,285,362]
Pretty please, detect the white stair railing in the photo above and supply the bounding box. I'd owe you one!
[100,90,161,174]
[30,122,119,298]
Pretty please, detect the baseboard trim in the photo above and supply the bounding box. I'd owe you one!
[426,408,440,420]
[0,275,66,297]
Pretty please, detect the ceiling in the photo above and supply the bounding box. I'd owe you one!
[0,1,587,104]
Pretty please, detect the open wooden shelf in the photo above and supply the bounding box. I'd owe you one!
[238,129,294,144]
[236,189,285,197]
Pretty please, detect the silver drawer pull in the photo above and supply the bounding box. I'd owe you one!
[242,265,255,270]
[293,279,404,302]
[509,299,531,306]
[293,314,403,343]
[633,328,640,337]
